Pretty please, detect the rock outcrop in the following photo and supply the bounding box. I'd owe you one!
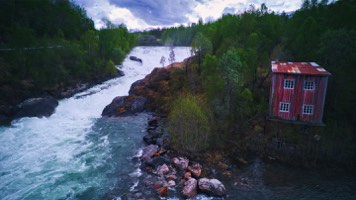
[129,56,143,63]
[101,57,193,117]
[101,96,147,117]
[14,96,58,119]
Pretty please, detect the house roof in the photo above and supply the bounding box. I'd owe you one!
[271,61,331,76]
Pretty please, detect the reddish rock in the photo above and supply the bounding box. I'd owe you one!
[128,57,193,113]
[157,186,168,197]
[184,171,192,179]
[182,178,198,199]
[198,178,226,197]
[172,157,189,171]
[188,163,202,177]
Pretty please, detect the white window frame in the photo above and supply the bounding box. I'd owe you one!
[303,104,314,115]
[284,79,295,89]
[304,81,315,90]
[279,102,290,112]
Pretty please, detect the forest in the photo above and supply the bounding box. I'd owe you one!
[0,0,135,106]
[137,0,356,168]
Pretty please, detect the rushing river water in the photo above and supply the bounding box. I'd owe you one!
[1,46,355,200]
[0,46,192,200]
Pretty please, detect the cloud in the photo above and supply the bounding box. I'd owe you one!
[73,0,151,30]
[223,7,237,15]
[72,0,303,30]
[109,0,198,26]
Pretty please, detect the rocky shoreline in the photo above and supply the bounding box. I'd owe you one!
[129,115,228,199]
[100,59,235,198]
[0,68,124,125]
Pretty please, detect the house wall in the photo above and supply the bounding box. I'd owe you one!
[270,73,328,124]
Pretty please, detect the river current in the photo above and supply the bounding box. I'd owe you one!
[0,47,191,199]
[0,46,355,200]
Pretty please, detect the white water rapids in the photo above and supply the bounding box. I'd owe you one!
[0,46,192,199]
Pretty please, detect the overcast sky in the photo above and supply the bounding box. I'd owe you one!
[72,0,302,30]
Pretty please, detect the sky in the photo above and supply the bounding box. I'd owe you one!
[72,0,303,30]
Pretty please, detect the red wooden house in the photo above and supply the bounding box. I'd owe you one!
[269,61,331,125]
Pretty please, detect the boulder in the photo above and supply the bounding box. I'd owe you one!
[14,96,58,119]
[143,130,162,145]
[101,95,147,117]
[156,164,170,175]
[198,178,226,197]
[146,156,171,169]
[116,69,125,77]
[182,178,197,199]
[129,56,143,63]
[141,144,159,163]
[172,157,189,171]
[148,116,159,127]
[188,163,202,177]
[156,133,170,148]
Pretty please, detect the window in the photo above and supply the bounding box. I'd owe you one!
[279,102,290,112]
[303,105,314,114]
[304,81,315,90]
[284,79,295,89]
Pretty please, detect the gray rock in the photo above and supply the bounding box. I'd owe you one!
[156,164,170,175]
[143,130,162,145]
[129,56,143,63]
[141,144,159,163]
[14,96,58,119]
[101,95,147,117]
[146,156,171,169]
[172,157,189,171]
[198,178,226,197]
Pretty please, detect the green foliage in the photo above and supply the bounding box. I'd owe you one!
[0,0,136,90]
[168,95,211,152]
[202,54,224,101]
[191,32,213,57]
[158,1,356,164]
[99,25,135,64]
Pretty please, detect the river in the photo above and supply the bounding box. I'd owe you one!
[0,46,191,199]
[0,46,355,200]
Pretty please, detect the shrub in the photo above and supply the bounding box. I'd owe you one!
[168,94,211,152]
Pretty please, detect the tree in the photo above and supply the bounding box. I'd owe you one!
[220,49,245,111]
[302,0,311,9]
[168,48,175,64]
[191,32,213,69]
[160,56,166,67]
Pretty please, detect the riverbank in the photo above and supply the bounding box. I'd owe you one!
[101,54,355,198]
[0,68,124,125]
